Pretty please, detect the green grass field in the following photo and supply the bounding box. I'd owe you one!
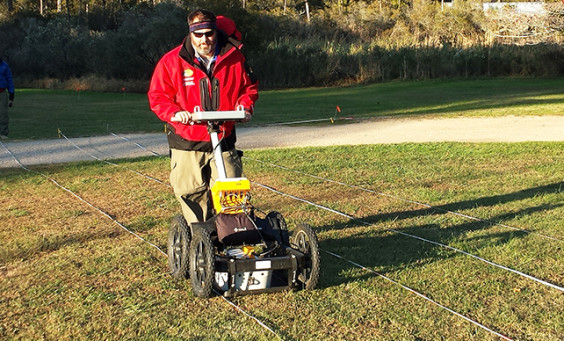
[6,78,564,140]
[1,145,563,339]
[1,80,563,340]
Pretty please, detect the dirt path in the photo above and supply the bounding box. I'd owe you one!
[1,115,563,168]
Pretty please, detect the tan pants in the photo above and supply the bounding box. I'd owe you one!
[170,148,243,224]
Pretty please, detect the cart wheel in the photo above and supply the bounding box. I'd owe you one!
[189,224,215,298]
[291,223,320,290]
[266,211,290,246]
[167,215,190,279]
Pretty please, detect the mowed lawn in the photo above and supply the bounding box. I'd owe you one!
[1,142,563,340]
[1,79,563,340]
[6,77,564,140]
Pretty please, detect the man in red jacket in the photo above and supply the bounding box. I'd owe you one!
[148,9,258,225]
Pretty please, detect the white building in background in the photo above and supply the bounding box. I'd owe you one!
[482,2,547,16]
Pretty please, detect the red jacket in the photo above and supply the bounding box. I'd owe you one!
[148,34,258,152]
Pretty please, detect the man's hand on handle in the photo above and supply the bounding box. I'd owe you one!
[171,111,191,124]
[241,110,252,123]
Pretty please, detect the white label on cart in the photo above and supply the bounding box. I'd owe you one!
[255,261,271,270]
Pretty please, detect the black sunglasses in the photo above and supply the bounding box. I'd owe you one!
[192,30,215,38]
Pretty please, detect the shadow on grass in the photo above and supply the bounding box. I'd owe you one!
[1,229,124,264]
[316,181,563,288]
[370,181,564,226]
[389,90,564,118]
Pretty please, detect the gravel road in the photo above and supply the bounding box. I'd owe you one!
[1,115,562,168]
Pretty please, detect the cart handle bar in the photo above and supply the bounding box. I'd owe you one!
[171,106,246,124]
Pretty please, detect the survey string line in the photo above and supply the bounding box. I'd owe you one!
[58,129,117,165]
[215,292,284,340]
[56,177,281,339]
[324,250,513,341]
[50,129,563,246]
[32,134,285,340]
[108,135,564,292]
[244,157,562,243]
[0,140,166,256]
[253,182,564,293]
[110,133,162,156]
[0,139,513,340]
[251,181,514,339]
[59,132,169,187]
[1,139,284,341]
[78,134,528,340]
[70,135,520,339]
[100,135,564,291]
[50,177,167,257]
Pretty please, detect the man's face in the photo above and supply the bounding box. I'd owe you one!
[190,25,217,58]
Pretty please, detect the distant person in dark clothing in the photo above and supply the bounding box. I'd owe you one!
[0,58,15,139]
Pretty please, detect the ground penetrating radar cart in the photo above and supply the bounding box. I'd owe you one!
[167,107,320,298]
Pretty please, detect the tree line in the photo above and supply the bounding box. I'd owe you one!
[1,0,563,91]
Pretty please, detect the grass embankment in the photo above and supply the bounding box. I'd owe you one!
[1,142,563,340]
[8,78,564,140]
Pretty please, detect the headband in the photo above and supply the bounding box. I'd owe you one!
[189,21,217,33]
